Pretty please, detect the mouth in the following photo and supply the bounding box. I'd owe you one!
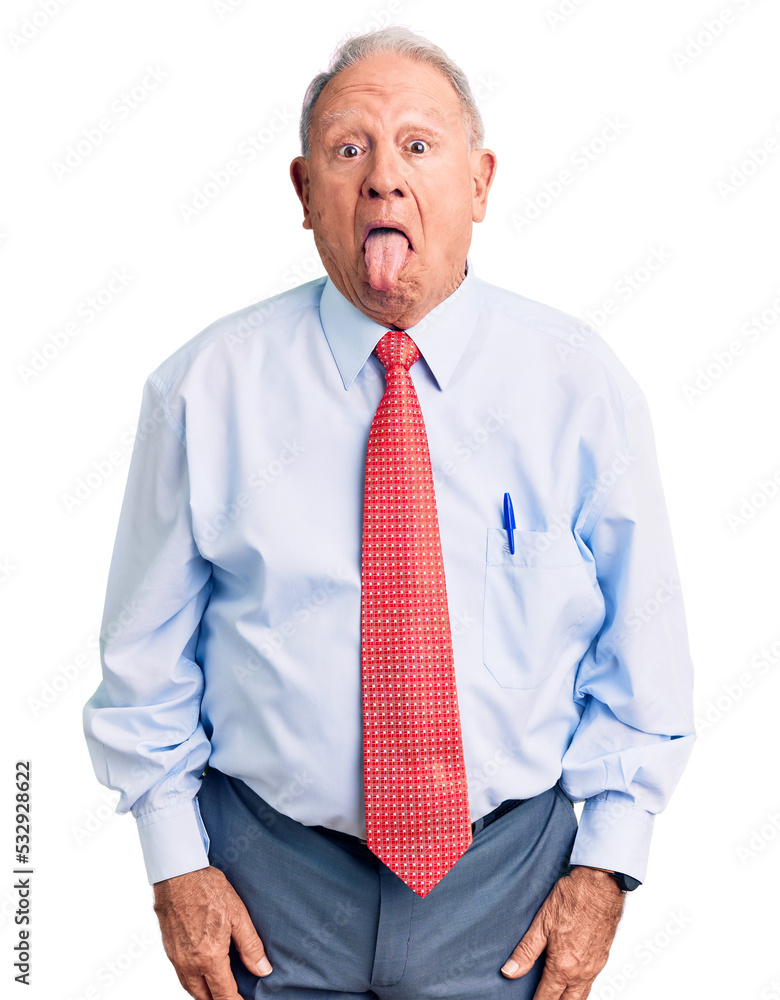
[361,222,415,292]
[361,221,414,251]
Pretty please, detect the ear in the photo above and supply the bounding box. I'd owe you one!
[290,156,313,231]
[470,149,497,223]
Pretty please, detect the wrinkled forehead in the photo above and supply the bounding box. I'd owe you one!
[317,103,452,134]
[310,54,467,143]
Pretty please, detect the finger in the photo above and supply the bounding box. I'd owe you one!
[173,968,212,1000]
[501,913,548,978]
[231,902,273,978]
[530,967,568,1000]
[202,956,243,1000]
[559,983,593,1000]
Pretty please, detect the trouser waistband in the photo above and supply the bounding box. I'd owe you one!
[312,797,527,848]
[471,797,527,835]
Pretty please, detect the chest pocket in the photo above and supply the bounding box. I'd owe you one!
[483,527,597,690]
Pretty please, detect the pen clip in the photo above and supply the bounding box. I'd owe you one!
[503,492,516,555]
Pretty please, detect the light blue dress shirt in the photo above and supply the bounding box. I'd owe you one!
[83,259,695,886]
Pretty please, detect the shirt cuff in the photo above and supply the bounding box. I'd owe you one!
[568,791,655,883]
[136,798,211,885]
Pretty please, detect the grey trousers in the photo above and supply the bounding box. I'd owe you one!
[197,766,578,1000]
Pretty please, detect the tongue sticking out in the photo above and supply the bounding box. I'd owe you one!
[363,228,410,291]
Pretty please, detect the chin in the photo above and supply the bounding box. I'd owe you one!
[361,279,416,315]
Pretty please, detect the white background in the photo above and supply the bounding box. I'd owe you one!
[2,1,779,998]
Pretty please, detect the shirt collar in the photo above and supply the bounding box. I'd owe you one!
[319,258,481,391]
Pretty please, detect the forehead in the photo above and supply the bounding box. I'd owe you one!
[312,52,464,134]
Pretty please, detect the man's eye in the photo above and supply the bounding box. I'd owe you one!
[408,140,430,154]
[338,144,360,158]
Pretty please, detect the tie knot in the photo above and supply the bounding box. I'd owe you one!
[374,331,420,373]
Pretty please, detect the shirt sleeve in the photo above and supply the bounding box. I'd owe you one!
[563,389,695,883]
[82,376,215,884]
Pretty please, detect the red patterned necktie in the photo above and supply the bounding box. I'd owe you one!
[361,330,472,898]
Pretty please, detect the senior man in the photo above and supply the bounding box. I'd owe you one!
[84,26,695,1000]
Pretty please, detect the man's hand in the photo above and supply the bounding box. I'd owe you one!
[500,866,625,999]
[153,865,272,1000]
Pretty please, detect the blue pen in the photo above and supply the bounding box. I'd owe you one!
[503,492,516,554]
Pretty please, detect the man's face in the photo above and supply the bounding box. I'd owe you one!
[290,53,496,330]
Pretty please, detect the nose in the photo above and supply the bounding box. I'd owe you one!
[361,142,406,200]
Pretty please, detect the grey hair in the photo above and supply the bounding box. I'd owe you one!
[298,26,485,157]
